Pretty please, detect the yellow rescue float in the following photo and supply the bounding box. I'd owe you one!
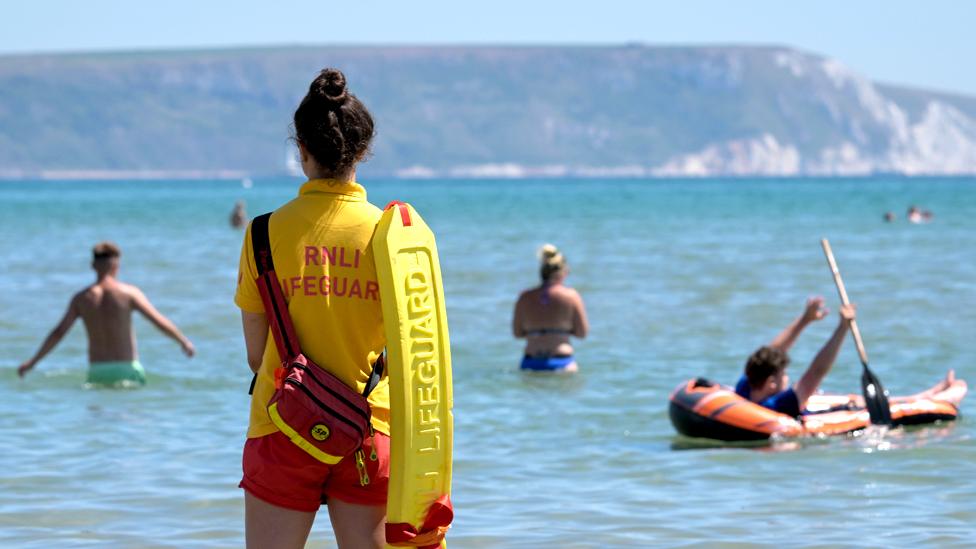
[373,201,454,549]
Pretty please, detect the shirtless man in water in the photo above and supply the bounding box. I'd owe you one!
[17,241,195,385]
[513,244,589,372]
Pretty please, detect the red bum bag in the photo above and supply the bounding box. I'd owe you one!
[250,212,383,468]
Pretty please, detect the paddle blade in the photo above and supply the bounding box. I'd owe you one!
[861,364,893,426]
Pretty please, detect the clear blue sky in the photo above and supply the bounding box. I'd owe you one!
[3,0,974,95]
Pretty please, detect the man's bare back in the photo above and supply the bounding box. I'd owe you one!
[18,241,194,380]
[75,279,141,362]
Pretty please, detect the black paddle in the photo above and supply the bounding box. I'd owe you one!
[821,239,893,426]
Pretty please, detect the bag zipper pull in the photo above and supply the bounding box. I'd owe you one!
[368,424,378,461]
[355,449,370,486]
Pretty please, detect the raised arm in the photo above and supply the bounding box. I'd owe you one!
[793,304,855,407]
[571,290,589,339]
[18,299,80,377]
[130,287,195,357]
[241,310,269,373]
[769,297,828,352]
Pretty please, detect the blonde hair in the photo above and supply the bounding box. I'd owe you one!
[538,243,566,282]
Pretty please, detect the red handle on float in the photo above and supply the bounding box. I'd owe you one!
[385,494,453,549]
[385,200,413,226]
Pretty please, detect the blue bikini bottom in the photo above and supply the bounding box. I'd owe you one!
[520,354,575,371]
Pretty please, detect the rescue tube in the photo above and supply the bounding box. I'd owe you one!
[373,202,454,548]
[669,377,966,441]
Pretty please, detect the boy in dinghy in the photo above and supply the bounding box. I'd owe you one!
[735,297,954,416]
[734,297,855,416]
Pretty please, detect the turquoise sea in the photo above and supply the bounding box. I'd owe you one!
[1,177,974,548]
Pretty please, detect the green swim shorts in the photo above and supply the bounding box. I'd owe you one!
[87,360,147,386]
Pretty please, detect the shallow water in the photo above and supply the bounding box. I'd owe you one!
[1,177,974,548]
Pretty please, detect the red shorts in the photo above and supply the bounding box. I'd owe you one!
[240,430,390,512]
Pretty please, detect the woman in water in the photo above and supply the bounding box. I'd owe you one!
[234,68,391,548]
[512,244,589,371]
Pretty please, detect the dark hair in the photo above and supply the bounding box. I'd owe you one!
[293,68,375,177]
[745,346,790,389]
[92,241,121,261]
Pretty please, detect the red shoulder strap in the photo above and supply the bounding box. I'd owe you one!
[250,213,301,361]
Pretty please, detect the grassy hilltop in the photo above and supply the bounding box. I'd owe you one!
[1,45,975,178]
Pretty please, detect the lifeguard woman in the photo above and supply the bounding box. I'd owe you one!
[512,244,589,371]
[234,68,390,549]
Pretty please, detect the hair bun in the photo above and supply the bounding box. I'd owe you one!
[312,68,348,107]
[538,243,560,261]
[537,243,567,281]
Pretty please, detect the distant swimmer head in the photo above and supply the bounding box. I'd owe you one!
[293,68,375,180]
[92,241,121,274]
[745,346,791,397]
[230,200,247,229]
[538,243,567,283]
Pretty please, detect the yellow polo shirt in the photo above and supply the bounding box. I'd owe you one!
[235,179,390,438]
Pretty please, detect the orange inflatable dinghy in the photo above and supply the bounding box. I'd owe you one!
[669,377,967,441]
